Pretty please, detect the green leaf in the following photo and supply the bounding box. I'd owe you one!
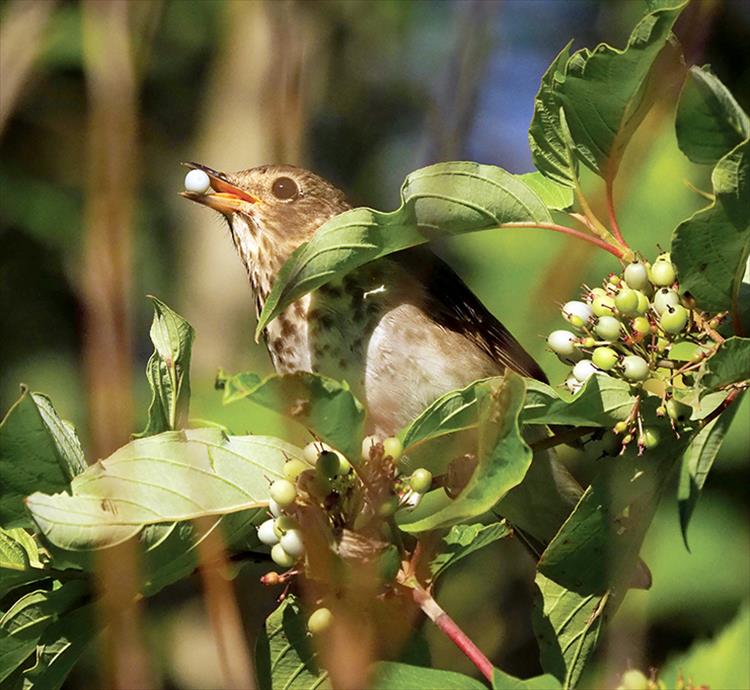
[671,140,750,319]
[369,662,486,690]
[0,582,89,685]
[256,162,553,337]
[255,594,329,690]
[516,172,574,210]
[492,666,563,690]
[22,603,97,690]
[675,65,750,165]
[136,296,195,437]
[533,435,685,687]
[528,42,578,187]
[678,391,744,549]
[428,521,512,584]
[25,428,299,551]
[399,373,531,533]
[661,600,750,690]
[0,388,84,528]
[0,528,46,598]
[221,371,365,460]
[555,1,686,180]
[703,337,750,389]
[522,375,636,427]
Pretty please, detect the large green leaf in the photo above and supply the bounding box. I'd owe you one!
[522,375,636,427]
[256,162,553,337]
[0,528,46,597]
[672,140,750,320]
[492,666,562,690]
[528,42,578,188]
[25,428,300,551]
[136,296,195,437]
[675,65,750,165]
[702,337,750,389]
[221,371,365,460]
[0,388,84,528]
[399,373,531,533]
[555,0,686,180]
[428,521,512,584]
[533,434,685,688]
[0,582,89,685]
[369,662,486,690]
[517,173,574,210]
[255,594,329,690]
[678,391,744,548]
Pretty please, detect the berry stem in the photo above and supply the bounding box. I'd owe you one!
[411,586,494,682]
[573,181,616,243]
[531,426,596,451]
[499,222,625,259]
[605,177,627,246]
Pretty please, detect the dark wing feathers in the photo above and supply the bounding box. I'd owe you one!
[394,247,548,383]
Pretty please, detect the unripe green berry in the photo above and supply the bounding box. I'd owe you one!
[613,421,628,434]
[650,255,676,286]
[631,316,651,337]
[623,262,650,290]
[409,468,433,494]
[666,398,692,423]
[283,459,309,481]
[269,479,297,507]
[634,291,650,315]
[316,450,341,479]
[308,607,333,634]
[608,274,622,287]
[273,515,298,538]
[660,304,689,334]
[619,669,649,690]
[622,355,650,381]
[595,315,622,341]
[653,288,680,314]
[622,433,634,445]
[580,337,596,348]
[615,288,639,316]
[592,346,618,371]
[271,543,297,568]
[383,436,403,460]
[640,428,660,449]
[592,294,616,317]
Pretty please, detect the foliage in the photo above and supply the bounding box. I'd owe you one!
[1,2,748,689]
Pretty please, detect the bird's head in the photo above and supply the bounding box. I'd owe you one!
[181,163,350,296]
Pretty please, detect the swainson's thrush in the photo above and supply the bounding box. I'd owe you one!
[181,163,593,554]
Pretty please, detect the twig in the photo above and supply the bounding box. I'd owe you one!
[698,386,746,429]
[605,177,626,246]
[411,585,494,682]
[530,426,597,451]
[498,222,625,260]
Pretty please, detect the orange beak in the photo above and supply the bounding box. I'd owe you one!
[179,161,259,213]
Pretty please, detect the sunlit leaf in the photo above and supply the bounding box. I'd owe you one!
[555,1,686,180]
[370,662,485,690]
[492,665,563,690]
[399,372,530,532]
[0,388,83,528]
[25,428,300,551]
[0,528,46,598]
[221,371,365,460]
[136,296,195,437]
[672,140,750,320]
[428,521,512,584]
[256,162,553,337]
[678,391,744,548]
[517,172,574,210]
[255,594,329,690]
[675,65,750,165]
[702,337,750,389]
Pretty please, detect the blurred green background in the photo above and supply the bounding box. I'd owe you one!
[1,1,748,688]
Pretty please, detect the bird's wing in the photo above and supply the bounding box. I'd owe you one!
[393,246,548,383]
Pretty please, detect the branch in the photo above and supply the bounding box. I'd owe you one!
[531,426,597,451]
[605,177,626,245]
[411,585,494,682]
[498,222,626,260]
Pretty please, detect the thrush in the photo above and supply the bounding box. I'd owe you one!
[181,163,590,554]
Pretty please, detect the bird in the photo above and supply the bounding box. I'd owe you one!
[180,163,616,562]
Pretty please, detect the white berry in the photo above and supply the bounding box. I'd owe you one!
[572,359,598,383]
[565,375,583,394]
[562,300,593,328]
[184,169,211,194]
[547,330,578,357]
[280,529,305,558]
[257,519,279,546]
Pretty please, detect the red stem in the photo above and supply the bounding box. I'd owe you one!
[412,586,494,682]
[499,222,625,259]
[605,178,626,246]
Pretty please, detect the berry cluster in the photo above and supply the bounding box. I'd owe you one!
[546,253,725,454]
[257,436,434,634]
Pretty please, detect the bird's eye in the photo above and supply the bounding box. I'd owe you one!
[271,176,299,201]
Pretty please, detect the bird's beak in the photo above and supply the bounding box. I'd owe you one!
[179,161,259,213]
